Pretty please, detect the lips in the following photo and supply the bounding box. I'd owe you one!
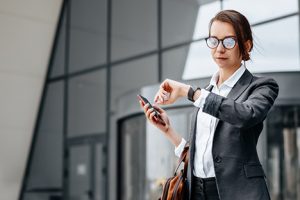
[216,57,227,59]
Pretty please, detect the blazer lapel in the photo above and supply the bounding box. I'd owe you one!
[226,69,253,100]
[189,107,199,165]
[188,106,199,197]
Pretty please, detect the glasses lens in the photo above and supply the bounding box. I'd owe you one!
[206,37,218,49]
[223,37,236,49]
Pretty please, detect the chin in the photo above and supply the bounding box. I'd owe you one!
[215,62,228,69]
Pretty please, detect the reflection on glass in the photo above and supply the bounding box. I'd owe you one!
[192,1,220,40]
[267,106,300,200]
[162,46,190,80]
[68,70,106,137]
[223,0,298,24]
[111,55,158,112]
[162,0,199,47]
[182,40,218,80]
[111,0,157,61]
[248,16,299,73]
[69,0,107,73]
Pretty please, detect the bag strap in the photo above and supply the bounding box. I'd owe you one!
[173,142,189,176]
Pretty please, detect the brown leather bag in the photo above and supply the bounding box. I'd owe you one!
[159,143,189,200]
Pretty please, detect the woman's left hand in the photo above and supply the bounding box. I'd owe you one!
[154,79,190,105]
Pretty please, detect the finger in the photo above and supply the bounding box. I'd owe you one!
[155,93,163,104]
[162,90,169,95]
[149,111,156,120]
[159,95,164,103]
[143,103,150,113]
[154,94,159,103]
[162,93,169,101]
[146,107,154,118]
[139,100,144,107]
[160,80,167,89]
[153,104,164,113]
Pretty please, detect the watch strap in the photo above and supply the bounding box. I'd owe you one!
[188,86,201,102]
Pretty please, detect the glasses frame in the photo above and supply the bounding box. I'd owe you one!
[205,36,237,50]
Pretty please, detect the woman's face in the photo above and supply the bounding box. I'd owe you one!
[209,20,242,70]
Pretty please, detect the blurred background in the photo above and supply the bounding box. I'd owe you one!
[1,0,300,199]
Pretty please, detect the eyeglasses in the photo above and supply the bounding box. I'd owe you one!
[205,36,237,49]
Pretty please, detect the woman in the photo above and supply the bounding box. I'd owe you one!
[140,10,278,200]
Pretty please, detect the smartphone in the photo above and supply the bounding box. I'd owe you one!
[137,94,166,125]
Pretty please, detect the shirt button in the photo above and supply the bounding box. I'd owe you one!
[215,156,222,163]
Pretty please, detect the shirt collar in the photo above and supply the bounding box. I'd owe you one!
[210,64,246,88]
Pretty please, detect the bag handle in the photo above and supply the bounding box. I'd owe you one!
[173,142,189,176]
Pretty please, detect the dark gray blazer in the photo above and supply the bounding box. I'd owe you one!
[187,69,279,200]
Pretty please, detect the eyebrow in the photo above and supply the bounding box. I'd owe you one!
[210,35,236,39]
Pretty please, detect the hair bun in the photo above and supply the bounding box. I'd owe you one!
[243,52,250,61]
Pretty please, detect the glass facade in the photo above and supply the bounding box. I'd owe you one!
[69,0,107,73]
[267,106,300,200]
[111,0,157,61]
[21,0,300,200]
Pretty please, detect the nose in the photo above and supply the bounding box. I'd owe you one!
[216,42,225,53]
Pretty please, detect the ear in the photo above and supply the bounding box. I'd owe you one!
[244,40,252,53]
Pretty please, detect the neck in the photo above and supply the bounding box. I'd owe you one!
[218,63,241,86]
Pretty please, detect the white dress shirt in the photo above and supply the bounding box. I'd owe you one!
[175,64,246,178]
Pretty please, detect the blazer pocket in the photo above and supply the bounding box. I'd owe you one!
[244,164,265,178]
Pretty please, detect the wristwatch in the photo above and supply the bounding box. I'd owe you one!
[187,86,201,102]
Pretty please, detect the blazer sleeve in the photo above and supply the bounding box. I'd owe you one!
[202,77,279,129]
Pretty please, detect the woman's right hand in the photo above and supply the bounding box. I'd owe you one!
[139,100,183,147]
[139,100,170,134]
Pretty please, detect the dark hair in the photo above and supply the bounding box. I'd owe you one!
[208,10,253,61]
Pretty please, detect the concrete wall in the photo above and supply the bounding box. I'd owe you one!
[0,1,62,199]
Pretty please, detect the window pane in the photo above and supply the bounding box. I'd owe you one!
[192,1,221,40]
[50,10,66,78]
[111,55,158,112]
[248,16,300,73]
[26,81,63,189]
[111,0,157,61]
[69,145,91,199]
[182,40,218,80]
[162,0,199,47]
[223,0,298,24]
[69,0,107,73]
[162,46,190,80]
[68,69,106,137]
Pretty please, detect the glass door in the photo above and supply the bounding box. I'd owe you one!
[68,138,106,200]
